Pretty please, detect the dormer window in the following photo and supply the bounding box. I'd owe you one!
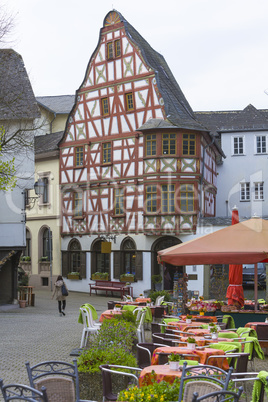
[107,39,121,60]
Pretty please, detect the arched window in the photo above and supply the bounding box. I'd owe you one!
[91,240,110,274]
[25,229,31,258]
[42,228,52,261]
[122,238,136,275]
[69,239,81,272]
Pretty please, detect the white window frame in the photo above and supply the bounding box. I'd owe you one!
[255,135,267,155]
[254,182,264,201]
[232,135,245,156]
[240,182,250,201]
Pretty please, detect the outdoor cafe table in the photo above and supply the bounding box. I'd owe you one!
[180,336,234,347]
[99,309,124,322]
[180,315,217,323]
[151,346,229,370]
[167,321,212,332]
[135,297,151,303]
[139,364,183,386]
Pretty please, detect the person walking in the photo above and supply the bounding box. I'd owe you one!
[52,275,68,316]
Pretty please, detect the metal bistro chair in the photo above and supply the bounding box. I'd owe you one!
[136,342,167,368]
[191,386,243,402]
[0,378,48,401]
[26,359,94,402]
[136,310,147,343]
[178,362,234,402]
[99,364,142,402]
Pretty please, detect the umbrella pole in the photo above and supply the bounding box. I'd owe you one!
[254,263,258,312]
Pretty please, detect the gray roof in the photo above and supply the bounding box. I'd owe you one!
[36,95,75,114]
[0,49,40,120]
[35,131,63,154]
[200,216,268,227]
[195,104,268,134]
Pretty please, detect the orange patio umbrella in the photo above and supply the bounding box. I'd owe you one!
[226,207,244,307]
[157,216,268,310]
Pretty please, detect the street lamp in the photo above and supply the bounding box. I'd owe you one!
[26,179,45,208]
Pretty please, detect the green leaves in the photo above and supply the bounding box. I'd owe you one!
[0,126,17,191]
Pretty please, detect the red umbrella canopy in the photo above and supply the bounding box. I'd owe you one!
[158,217,268,266]
[226,208,244,307]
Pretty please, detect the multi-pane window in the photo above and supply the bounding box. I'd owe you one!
[183,134,196,155]
[146,134,156,156]
[240,182,250,201]
[107,42,113,59]
[42,228,52,261]
[162,133,176,155]
[114,188,124,215]
[115,39,121,57]
[74,192,83,217]
[233,136,244,155]
[125,92,134,111]
[42,177,49,204]
[103,142,111,163]
[146,185,157,213]
[254,182,264,200]
[101,97,109,116]
[180,184,194,212]
[107,40,121,59]
[70,239,81,273]
[161,184,175,213]
[75,146,84,166]
[256,135,267,154]
[122,238,136,275]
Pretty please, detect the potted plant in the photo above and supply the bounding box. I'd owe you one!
[151,274,162,291]
[92,272,108,280]
[68,271,81,280]
[199,307,207,316]
[120,273,135,282]
[186,314,192,324]
[168,353,181,370]
[186,337,196,350]
[210,326,219,339]
[114,304,121,311]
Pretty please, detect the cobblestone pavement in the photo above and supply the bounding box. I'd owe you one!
[0,290,110,400]
[0,291,268,401]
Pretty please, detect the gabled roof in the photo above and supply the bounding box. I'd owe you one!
[195,104,268,133]
[36,95,75,114]
[113,11,205,132]
[0,49,40,120]
[35,131,63,154]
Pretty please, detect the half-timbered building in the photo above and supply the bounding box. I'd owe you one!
[59,10,224,294]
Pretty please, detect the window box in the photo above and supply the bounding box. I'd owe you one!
[67,272,81,280]
[92,272,109,281]
[120,274,135,282]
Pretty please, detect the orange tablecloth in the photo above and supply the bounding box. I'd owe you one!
[167,321,206,332]
[151,346,229,370]
[99,309,123,322]
[180,336,234,347]
[245,322,268,347]
[139,364,182,386]
[135,297,151,303]
[180,315,217,323]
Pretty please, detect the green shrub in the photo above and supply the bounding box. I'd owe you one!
[77,317,138,374]
[77,347,137,373]
[149,290,171,303]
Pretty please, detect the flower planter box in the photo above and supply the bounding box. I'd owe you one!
[120,276,135,282]
[92,275,108,281]
[67,274,80,280]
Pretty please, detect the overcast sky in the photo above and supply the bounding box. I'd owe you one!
[5,0,268,111]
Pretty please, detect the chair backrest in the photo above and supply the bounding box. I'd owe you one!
[255,324,268,340]
[155,295,164,306]
[192,386,243,402]
[136,310,146,343]
[178,362,233,402]
[137,343,167,368]
[152,333,175,346]
[99,364,141,402]
[26,359,80,402]
[0,378,48,401]
[183,380,222,402]
[107,301,115,309]
[153,306,166,319]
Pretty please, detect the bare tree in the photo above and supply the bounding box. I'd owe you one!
[0,4,15,46]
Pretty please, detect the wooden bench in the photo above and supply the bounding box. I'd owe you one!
[89,280,133,299]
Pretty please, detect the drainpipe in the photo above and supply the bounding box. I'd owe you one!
[200,136,215,218]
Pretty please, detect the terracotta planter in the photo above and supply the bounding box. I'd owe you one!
[19,300,27,308]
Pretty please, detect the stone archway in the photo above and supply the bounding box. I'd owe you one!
[151,236,182,290]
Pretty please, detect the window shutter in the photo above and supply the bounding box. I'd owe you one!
[80,252,86,279]
[135,251,143,280]
[61,251,69,278]
[113,251,121,279]
[91,252,96,277]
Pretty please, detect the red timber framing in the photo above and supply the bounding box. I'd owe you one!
[59,10,222,237]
